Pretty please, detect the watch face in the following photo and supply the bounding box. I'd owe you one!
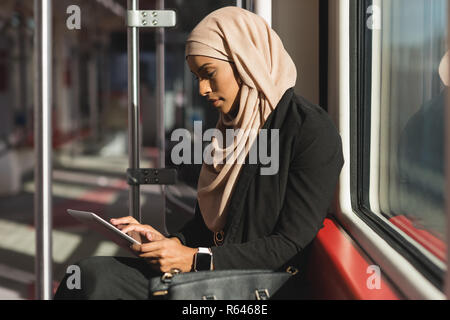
[196,253,211,271]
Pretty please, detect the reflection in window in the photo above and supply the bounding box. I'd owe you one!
[372,0,447,261]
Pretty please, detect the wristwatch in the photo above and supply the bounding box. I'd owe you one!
[194,247,213,271]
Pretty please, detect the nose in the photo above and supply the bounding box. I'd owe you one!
[198,79,212,97]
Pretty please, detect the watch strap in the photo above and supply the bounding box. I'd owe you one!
[194,247,213,271]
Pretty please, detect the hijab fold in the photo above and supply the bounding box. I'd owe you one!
[185,6,297,232]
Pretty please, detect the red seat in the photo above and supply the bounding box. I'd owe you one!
[304,218,400,300]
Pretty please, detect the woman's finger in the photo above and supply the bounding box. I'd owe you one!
[130,243,141,252]
[140,224,159,234]
[121,226,164,243]
[139,250,163,259]
[141,226,166,241]
[111,218,165,241]
[139,240,165,253]
[110,216,138,226]
[121,224,149,235]
[123,226,159,245]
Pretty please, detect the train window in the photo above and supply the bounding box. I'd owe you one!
[354,0,447,288]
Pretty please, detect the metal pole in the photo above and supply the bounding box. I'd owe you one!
[254,0,272,27]
[34,0,53,300]
[88,56,99,141]
[19,13,28,133]
[127,0,141,222]
[156,0,168,234]
[156,0,165,169]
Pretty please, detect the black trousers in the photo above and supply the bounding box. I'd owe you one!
[54,256,160,300]
[54,257,310,300]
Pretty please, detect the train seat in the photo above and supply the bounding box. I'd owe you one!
[303,218,400,300]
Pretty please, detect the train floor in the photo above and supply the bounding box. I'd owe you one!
[0,151,194,299]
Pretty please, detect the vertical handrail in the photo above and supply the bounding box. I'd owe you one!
[156,0,168,234]
[127,0,141,222]
[254,0,272,27]
[88,57,99,142]
[34,0,53,300]
[156,0,165,170]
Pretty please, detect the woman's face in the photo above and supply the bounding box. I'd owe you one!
[187,55,241,115]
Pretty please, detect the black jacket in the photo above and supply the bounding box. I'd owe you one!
[172,88,344,272]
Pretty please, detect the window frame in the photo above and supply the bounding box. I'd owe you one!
[350,0,446,290]
[332,0,446,299]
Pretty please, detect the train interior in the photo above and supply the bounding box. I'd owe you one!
[0,0,449,300]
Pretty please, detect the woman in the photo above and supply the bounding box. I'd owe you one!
[54,6,343,300]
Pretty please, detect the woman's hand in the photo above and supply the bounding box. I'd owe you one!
[111,217,197,272]
[130,229,198,273]
[110,216,166,244]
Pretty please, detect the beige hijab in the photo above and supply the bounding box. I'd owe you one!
[439,50,449,86]
[185,6,297,232]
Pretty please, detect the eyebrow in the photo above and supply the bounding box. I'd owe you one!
[194,63,213,75]
[190,60,235,75]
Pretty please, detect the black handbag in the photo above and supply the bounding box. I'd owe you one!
[149,267,299,300]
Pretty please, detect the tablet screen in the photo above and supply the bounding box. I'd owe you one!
[67,209,141,252]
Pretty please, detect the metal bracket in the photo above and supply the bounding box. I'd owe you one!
[127,168,177,186]
[255,289,270,300]
[127,10,177,28]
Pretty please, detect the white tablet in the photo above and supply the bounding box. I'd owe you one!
[67,209,141,251]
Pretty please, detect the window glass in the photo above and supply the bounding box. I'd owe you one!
[366,0,447,263]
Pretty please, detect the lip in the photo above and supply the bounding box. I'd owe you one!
[208,99,222,107]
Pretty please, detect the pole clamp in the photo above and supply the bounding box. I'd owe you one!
[127,10,177,28]
[127,168,177,186]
